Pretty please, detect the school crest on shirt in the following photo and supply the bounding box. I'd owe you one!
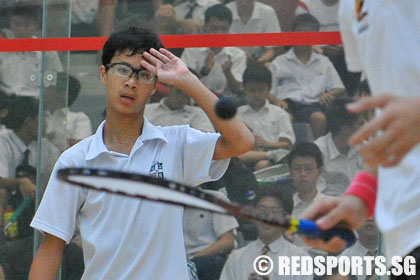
[149,161,165,179]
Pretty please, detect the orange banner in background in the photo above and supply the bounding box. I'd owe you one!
[0,32,342,52]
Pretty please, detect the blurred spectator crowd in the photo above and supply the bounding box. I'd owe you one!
[0,0,379,279]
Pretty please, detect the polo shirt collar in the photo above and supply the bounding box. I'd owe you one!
[326,132,358,159]
[243,100,270,113]
[231,2,262,21]
[286,49,320,65]
[256,236,287,254]
[86,118,168,160]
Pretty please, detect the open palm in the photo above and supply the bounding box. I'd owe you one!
[141,48,190,87]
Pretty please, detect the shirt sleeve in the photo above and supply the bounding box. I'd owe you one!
[325,59,345,91]
[264,7,281,33]
[31,159,87,243]
[182,127,230,187]
[276,109,296,144]
[339,0,363,72]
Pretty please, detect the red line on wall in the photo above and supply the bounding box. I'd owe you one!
[0,32,342,52]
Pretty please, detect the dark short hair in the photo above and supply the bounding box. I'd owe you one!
[8,2,42,22]
[253,184,293,215]
[3,96,38,130]
[288,142,323,168]
[291,14,320,32]
[327,96,359,135]
[101,27,164,67]
[204,4,233,25]
[54,73,81,106]
[243,62,272,87]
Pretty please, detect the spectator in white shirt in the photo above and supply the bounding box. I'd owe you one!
[226,0,282,64]
[183,189,238,280]
[0,4,64,97]
[269,14,344,139]
[144,85,215,132]
[220,185,311,280]
[237,63,295,170]
[44,73,93,153]
[295,0,339,31]
[181,4,247,97]
[314,97,365,196]
[175,0,220,24]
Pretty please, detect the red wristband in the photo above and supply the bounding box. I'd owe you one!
[345,172,377,217]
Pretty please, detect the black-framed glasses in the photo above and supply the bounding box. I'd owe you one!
[106,62,156,84]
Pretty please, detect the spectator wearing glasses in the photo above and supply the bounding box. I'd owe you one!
[220,185,311,280]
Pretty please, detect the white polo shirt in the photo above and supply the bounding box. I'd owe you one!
[226,1,281,56]
[175,0,220,24]
[31,119,230,280]
[183,189,238,257]
[181,47,246,97]
[237,101,295,144]
[295,0,340,31]
[269,49,344,103]
[220,237,311,280]
[145,99,215,133]
[339,0,420,261]
[0,130,60,179]
[45,108,93,152]
[315,132,363,196]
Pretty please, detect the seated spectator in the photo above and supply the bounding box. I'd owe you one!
[144,85,215,132]
[183,189,238,280]
[340,218,379,280]
[295,0,361,94]
[44,73,93,153]
[0,97,81,280]
[181,4,247,97]
[268,14,344,139]
[314,97,364,196]
[288,142,328,217]
[237,63,295,170]
[226,0,281,63]
[175,0,220,25]
[288,142,333,257]
[0,3,63,97]
[220,185,311,280]
[295,0,339,31]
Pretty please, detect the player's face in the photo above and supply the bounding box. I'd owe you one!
[100,50,156,116]
[290,156,322,193]
[255,197,284,239]
[244,82,270,110]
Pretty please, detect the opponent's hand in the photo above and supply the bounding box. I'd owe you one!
[141,48,191,87]
[300,195,368,252]
[18,177,36,198]
[347,95,420,167]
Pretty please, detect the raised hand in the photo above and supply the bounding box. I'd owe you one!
[141,48,191,87]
